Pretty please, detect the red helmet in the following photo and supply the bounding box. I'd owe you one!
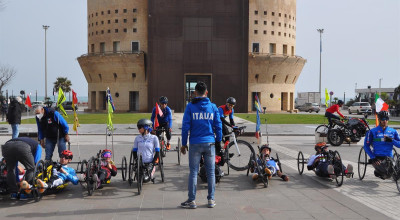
[315,142,328,151]
[101,149,112,158]
[61,150,73,159]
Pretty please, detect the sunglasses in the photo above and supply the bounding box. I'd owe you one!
[137,125,144,129]
[60,155,72,160]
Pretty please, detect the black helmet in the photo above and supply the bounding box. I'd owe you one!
[159,96,168,104]
[226,97,236,105]
[137,118,152,129]
[378,111,389,121]
[260,144,271,153]
[337,100,344,105]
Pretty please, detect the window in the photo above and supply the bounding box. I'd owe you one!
[115,19,118,23]
[255,10,258,15]
[132,41,139,52]
[96,31,98,35]
[133,18,137,22]
[108,29,111,33]
[98,74,102,81]
[289,15,291,19]
[272,75,276,83]
[289,33,291,37]
[254,20,258,24]
[263,30,267,35]
[278,32,281,36]
[264,21,267,25]
[100,42,105,53]
[279,13,281,17]
[124,19,127,23]
[101,21,104,25]
[133,8,137,12]
[279,22,281,26]
[113,73,117,81]
[284,33,286,37]
[133,28,137,32]
[123,28,127,32]
[285,14,287,18]
[284,23,287,27]
[271,31,274,35]
[113,41,120,52]
[123,9,127,13]
[91,44,94,53]
[270,93,274,98]
[252,43,259,53]
[96,22,98,25]
[291,46,294,56]
[101,30,104,34]
[283,44,287,55]
[96,12,98,16]
[108,10,110,14]
[264,11,267,15]
[272,12,275,16]
[115,29,118,33]
[271,22,274,26]
[269,43,276,54]
[115,9,118,13]
[289,24,291,28]
[254,30,258,34]
[101,11,104,15]
[108,20,111,24]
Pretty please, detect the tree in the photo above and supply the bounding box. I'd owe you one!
[394,84,400,103]
[53,77,72,100]
[0,64,16,95]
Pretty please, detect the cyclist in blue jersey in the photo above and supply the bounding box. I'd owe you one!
[180,81,222,209]
[151,96,173,150]
[364,111,400,179]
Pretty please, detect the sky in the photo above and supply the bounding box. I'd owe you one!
[0,0,399,100]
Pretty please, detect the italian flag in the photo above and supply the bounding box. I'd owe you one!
[375,94,389,126]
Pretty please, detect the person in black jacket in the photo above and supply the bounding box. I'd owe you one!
[1,100,8,121]
[6,97,22,139]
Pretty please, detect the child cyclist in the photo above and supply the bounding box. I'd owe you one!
[95,149,117,188]
[36,150,79,193]
[252,144,289,181]
[133,119,160,183]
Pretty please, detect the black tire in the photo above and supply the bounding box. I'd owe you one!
[86,158,96,196]
[358,147,368,180]
[392,153,400,193]
[276,153,283,173]
[327,129,344,146]
[177,137,181,165]
[33,160,45,202]
[159,154,165,182]
[257,159,268,188]
[297,151,304,175]
[137,155,143,195]
[129,151,135,186]
[160,138,167,158]
[121,156,127,181]
[227,140,255,171]
[316,111,319,113]
[79,160,88,187]
[333,151,344,187]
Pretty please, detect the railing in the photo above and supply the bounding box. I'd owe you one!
[248,52,304,59]
[79,50,145,57]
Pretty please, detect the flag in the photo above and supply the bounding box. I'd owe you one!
[325,88,330,107]
[106,88,114,131]
[25,95,32,108]
[72,90,80,132]
[154,103,160,129]
[375,93,389,126]
[56,87,67,117]
[254,93,262,113]
[255,94,261,139]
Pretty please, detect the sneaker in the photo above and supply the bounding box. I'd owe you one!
[181,199,197,209]
[20,181,32,194]
[36,179,48,194]
[345,164,353,178]
[19,193,33,200]
[328,165,335,178]
[252,173,259,181]
[10,193,18,200]
[166,143,171,151]
[264,168,272,179]
[208,199,216,208]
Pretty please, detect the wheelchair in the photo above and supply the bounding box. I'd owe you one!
[246,147,283,188]
[357,147,400,192]
[126,151,164,195]
[297,150,351,187]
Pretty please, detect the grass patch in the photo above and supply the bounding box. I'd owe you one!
[235,113,400,125]
[19,113,152,124]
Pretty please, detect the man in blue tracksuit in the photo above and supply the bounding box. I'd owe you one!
[180,81,222,209]
[35,106,70,161]
[364,111,400,179]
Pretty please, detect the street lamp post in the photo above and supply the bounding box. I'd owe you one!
[43,25,50,100]
[317,28,324,106]
[379,78,383,96]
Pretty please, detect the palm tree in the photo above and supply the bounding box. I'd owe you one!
[53,77,72,100]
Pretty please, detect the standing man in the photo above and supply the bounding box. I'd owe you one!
[7,96,22,139]
[180,81,222,209]
[35,106,70,161]
[151,96,173,150]
[1,137,42,200]
[364,111,400,179]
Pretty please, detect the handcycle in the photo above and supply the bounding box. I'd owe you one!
[198,143,225,184]
[357,147,400,192]
[125,150,164,195]
[297,149,351,187]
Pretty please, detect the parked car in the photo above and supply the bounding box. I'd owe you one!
[348,102,372,115]
[31,101,44,109]
[62,101,78,111]
[297,103,320,113]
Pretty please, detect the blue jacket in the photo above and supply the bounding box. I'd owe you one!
[54,165,79,185]
[364,126,400,159]
[151,106,173,128]
[181,97,222,146]
[36,107,69,140]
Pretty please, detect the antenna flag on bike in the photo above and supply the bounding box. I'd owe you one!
[325,88,329,108]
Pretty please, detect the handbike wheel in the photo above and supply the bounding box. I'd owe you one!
[227,140,255,171]
[177,137,181,165]
[159,154,165,183]
[129,151,135,186]
[33,160,45,202]
[392,155,400,193]
[79,160,88,187]
[86,158,96,196]
[297,151,304,175]
[137,155,143,195]
[358,147,368,180]
[276,152,283,173]
[121,156,127,181]
[333,150,344,187]
[259,163,268,188]
[327,129,344,146]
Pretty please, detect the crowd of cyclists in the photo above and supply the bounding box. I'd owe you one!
[0,82,399,209]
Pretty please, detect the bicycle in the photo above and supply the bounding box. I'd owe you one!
[155,127,168,158]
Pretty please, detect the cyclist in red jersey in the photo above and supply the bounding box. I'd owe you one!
[325,100,346,127]
[215,97,237,162]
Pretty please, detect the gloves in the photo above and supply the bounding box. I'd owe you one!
[384,136,393,142]
[368,158,378,164]
[181,145,188,155]
[215,141,222,155]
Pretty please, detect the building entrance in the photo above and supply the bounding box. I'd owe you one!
[184,74,211,107]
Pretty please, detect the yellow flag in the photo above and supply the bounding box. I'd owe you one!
[107,101,113,131]
[72,105,80,132]
[57,87,68,117]
[325,88,330,108]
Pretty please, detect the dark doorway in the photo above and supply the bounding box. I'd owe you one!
[185,75,211,106]
[99,91,106,110]
[129,91,139,111]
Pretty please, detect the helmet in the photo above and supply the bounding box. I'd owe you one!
[315,142,328,151]
[378,111,390,121]
[226,97,236,105]
[337,100,344,105]
[101,149,112,158]
[137,118,153,130]
[260,144,271,153]
[159,96,168,104]
[61,150,73,160]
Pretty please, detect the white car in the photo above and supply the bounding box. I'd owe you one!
[348,102,372,115]
[31,101,44,108]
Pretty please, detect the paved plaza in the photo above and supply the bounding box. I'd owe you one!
[0,114,399,219]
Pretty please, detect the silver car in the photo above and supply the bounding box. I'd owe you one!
[348,102,372,115]
[297,103,320,113]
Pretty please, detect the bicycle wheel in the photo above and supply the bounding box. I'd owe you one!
[86,158,96,196]
[121,156,127,181]
[160,138,167,158]
[33,160,45,202]
[393,154,400,193]
[177,137,181,165]
[129,151,135,186]
[297,151,304,175]
[227,140,255,171]
[358,147,368,180]
[315,124,329,133]
[327,129,344,146]
[333,151,344,187]
[159,154,165,182]
[79,160,88,187]
[137,155,143,195]
[276,153,283,173]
